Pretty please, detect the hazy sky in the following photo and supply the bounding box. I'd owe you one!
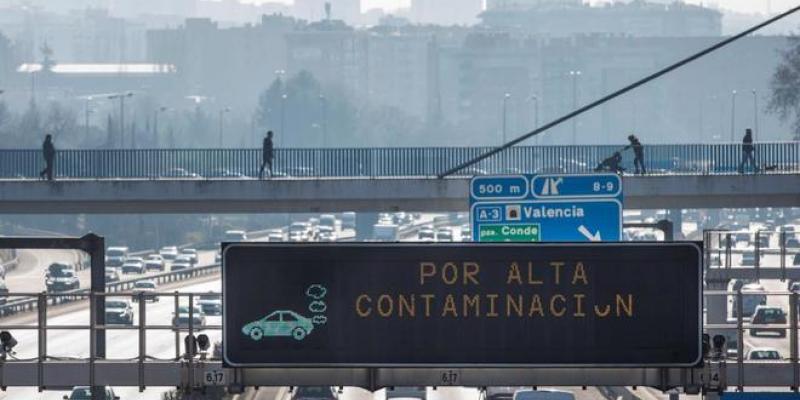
[245,0,794,14]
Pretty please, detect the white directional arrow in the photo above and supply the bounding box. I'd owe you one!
[578,225,602,242]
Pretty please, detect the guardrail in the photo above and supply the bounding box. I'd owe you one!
[1,143,799,179]
[0,262,220,317]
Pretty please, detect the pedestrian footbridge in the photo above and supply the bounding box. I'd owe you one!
[0,174,798,214]
[0,144,798,213]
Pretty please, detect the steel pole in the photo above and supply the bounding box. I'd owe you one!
[730,90,737,142]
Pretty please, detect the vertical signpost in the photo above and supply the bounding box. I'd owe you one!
[470,174,623,242]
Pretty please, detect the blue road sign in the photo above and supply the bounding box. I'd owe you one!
[531,174,621,199]
[471,175,529,200]
[470,174,623,242]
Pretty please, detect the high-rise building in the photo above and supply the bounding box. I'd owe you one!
[410,0,483,25]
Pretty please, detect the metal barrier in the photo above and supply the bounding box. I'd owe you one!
[1,142,799,179]
[0,289,797,390]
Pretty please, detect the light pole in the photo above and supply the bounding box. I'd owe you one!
[319,94,328,148]
[84,96,94,138]
[730,90,737,142]
[218,107,231,148]
[153,106,167,147]
[569,70,582,144]
[502,93,511,145]
[528,94,539,144]
[108,91,134,148]
[280,94,287,146]
[752,89,759,140]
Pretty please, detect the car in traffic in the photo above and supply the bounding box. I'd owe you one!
[172,305,206,331]
[171,260,192,272]
[418,228,435,242]
[121,260,145,275]
[787,237,800,248]
[105,299,134,325]
[289,222,311,242]
[436,228,454,242]
[174,254,195,267]
[180,248,198,265]
[159,246,179,260]
[747,347,782,360]
[105,246,128,268]
[104,268,120,284]
[318,225,336,242]
[242,310,314,341]
[144,260,164,272]
[386,386,426,400]
[750,305,787,337]
[46,263,80,292]
[63,386,119,400]
[513,389,575,400]
[481,387,529,400]
[198,292,222,316]
[131,280,158,302]
[268,231,284,242]
[224,230,248,242]
[461,226,472,242]
[145,254,165,270]
[291,386,338,400]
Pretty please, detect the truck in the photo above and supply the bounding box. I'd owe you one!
[373,224,399,242]
[341,212,356,230]
[105,246,129,268]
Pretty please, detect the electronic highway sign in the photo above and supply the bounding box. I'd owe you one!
[223,242,701,368]
[470,174,623,242]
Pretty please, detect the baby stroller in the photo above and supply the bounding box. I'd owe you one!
[594,152,625,174]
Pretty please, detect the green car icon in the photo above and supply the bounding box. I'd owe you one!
[242,310,315,341]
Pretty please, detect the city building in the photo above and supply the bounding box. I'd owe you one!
[147,14,300,111]
[480,0,722,37]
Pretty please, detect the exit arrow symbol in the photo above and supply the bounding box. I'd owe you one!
[578,225,602,242]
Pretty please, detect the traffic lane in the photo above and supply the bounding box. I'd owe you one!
[5,249,87,293]
[2,246,217,294]
[0,280,221,400]
[743,277,791,361]
[6,280,220,360]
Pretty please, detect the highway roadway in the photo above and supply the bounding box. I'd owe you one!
[0,212,725,399]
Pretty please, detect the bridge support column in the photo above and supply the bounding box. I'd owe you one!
[706,279,729,325]
[355,213,378,241]
[668,209,683,238]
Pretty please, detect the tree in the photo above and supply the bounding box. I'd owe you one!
[43,102,78,145]
[255,78,284,130]
[17,100,41,147]
[768,36,800,139]
[255,70,356,147]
